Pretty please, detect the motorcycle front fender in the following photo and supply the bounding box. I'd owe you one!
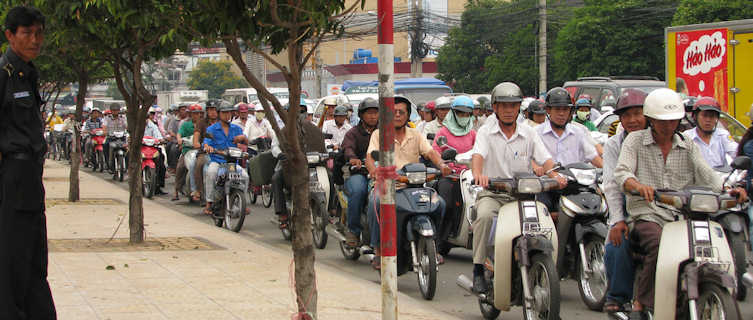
[409,214,435,240]
[574,219,608,244]
[141,159,155,170]
[717,212,746,233]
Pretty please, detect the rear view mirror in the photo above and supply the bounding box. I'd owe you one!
[426,133,436,141]
[436,135,448,147]
[370,150,380,161]
[731,156,752,170]
[323,133,333,139]
[441,148,457,161]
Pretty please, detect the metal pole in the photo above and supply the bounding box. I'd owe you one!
[538,0,547,93]
[378,0,397,319]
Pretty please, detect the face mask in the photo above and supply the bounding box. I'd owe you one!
[576,110,590,121]
[256,113,265,121]
[456,114,471,127]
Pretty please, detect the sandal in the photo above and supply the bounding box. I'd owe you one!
[191,192,201,202]
[171,194,180,201]
[604,300,622,313]
[437,254,445,265]
[203,208,212,215]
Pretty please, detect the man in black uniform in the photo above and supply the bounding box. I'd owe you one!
[0,6,57,319]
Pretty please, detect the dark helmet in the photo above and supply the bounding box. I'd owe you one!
[394,95,413,109]
[218,100,235,112]
[545,87,573,107]
[683,96,697,113]
[334,105,348,116]
[614,89,648,115]
[527,99,546,115]
[491,82,523,103]
[358,97,379,114]
[692,97,721,114]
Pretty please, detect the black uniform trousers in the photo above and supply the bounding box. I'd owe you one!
[0,158,56,319]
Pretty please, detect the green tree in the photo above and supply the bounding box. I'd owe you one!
[185,0,362,317]
[187,60,247,99]
[106,80,124,100]
[552,0,677,83]
[673,0,753,25]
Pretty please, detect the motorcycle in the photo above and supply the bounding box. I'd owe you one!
[553,162,609,311]
[90,128,106,172]
[246,136,273,207]
[712,156,752,301]
[434,136,482,256]
[51,124,65,161]
[610,187,744,320]
[141,136,163,199]
[306,151,333,249]
[457,174,561,320]
[326,158,373,260]
[371,150,443,300]
[109,130,128,182]
[208,146,249,232]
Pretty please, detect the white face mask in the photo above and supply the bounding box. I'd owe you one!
[576,110,590,121]
[256,113,265,121]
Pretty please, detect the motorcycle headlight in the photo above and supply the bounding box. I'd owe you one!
[113,131,125,138]
[141,152,148,158]
[688,194,719,213]
[517,178,542,194]
[570,168,596,186]
[142,138,155,146]
[406,171,427,184]
[306,154,320,164]
[228,148,243,158]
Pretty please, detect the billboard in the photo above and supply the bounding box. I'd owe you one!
[675,28,729,111]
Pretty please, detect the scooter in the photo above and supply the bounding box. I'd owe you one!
[141,136,163,199]
[434,136,482,256]
[457,174,561,320]
[91,128,106,172]
[610,187,744,320]
[246,137,273,207]
[109,130,128,182]
[372,150,443,300]
[553,162,609,311]
[326,158,374,260]
[307,151,333,249]
[712,156,752,301]
[208,146,249,232]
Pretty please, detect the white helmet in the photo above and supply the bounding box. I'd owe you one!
[323,97,337,106]
[643,88,685,120]
[435,96,451,109]
[307,104,314,114]
[254,104,264,112]
[520,97,536,111]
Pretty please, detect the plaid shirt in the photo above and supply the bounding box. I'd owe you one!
[614,129,722,226]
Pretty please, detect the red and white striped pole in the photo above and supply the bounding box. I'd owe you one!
[377,0,397,319]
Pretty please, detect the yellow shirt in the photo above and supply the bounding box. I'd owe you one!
[367,126,434,170]
[47,115,63,129]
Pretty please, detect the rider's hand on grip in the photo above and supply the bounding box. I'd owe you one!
[474,173,489,189]
[349,158,362,168]
[204,144,214,154]
[730,187,748,203]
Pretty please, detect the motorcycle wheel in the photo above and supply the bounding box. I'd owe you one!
[339,241,361,260]
[119,156,126,182]
[97,151,105,173]
[280,209,293,241]
[249,186,258,204]
[143,167,154,199]
[311,199,328,249]
[696,282,740,320]
[523,253,560,320]
[479,269,500,319]
[727,232,748,301]
[416,236,438,300]
[577,235,608,311]
[437,241,452,256]
[262,185,273,208]
[224,189,247,232]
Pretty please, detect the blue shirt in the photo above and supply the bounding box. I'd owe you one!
[144,120,163,140]
[203,122,244,163]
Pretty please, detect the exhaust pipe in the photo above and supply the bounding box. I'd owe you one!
[457,274,488,301]
[325,224,347,242]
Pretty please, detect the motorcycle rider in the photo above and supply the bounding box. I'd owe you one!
[103,103,127,173]
[322,105,352,150]
[601,88,648,313]
[432,95,477,263]
[536,87,603,220]
[365,95,451,270]
[193,101,219,202]
[202,102,249,215]
[416,100,435,134]
[470,82,565,293]
[61,110,76,159]
[83,108,104,166]
[613,88,747,318]
[340,98,379,244]
[422,96,451,137]
[146,107,167,195]
[165,103,187,174]
[231,103,249,130]
[573,98,598,131]
[245,103,276,150]
[525,99,547,127]
[173,104,203,201]
[682,96,737,168]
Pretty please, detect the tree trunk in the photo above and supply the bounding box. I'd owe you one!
[68,72,88,202]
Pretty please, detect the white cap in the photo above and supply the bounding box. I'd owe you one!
[254,104,264,112]
[323,97,337,105]
[435,96,451,109]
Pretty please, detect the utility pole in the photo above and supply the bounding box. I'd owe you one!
[410,0,423,78]
[314,44,322,98]
[538,0,547,95]
[377,0,397,319]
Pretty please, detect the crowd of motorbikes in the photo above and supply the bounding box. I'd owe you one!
[46,119,753,320]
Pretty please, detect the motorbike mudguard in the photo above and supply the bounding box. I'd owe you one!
[574,219,608,244]
[315,166,330,212]
[493,200,557,311]
[717,212,746,233]
[408,214,435,241]
[654,219,736,320]
[395,187,440,215]
[141,159,155,170]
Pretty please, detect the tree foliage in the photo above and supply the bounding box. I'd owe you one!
[673,0,753,26]
[187,60,247,99]
[552,0,677,82]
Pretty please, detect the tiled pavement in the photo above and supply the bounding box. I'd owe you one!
[43,161,459,320]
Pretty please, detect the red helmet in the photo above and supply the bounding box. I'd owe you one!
[614,89,648,115]
[692,96,721,114]
[104,109,112,115]
[238,103,248,113]
[188,104,203,113]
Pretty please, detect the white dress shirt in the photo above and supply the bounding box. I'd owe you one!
[536,121,598,166]
[322,119,351,147]
[472,116,552,179]
[682,127,738,168]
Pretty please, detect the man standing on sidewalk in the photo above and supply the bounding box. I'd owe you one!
[0,6,57,319]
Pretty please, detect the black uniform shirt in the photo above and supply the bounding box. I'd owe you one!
[0,48,45,156]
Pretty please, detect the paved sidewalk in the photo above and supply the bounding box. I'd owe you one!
[43,161,459,320]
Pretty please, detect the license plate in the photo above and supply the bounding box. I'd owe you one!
[228,172,242,180]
